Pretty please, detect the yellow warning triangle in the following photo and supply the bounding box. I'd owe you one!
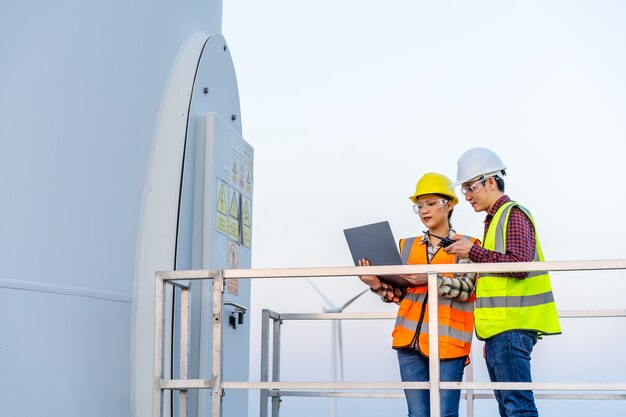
[217,184,228,215]
[229,192,239,219]
[243,200,250,227]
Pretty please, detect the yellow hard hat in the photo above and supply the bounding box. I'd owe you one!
[409,172,458,205]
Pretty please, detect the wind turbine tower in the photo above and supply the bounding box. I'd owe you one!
[1,1,252,416]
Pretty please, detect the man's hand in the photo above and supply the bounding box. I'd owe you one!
[443,235,475,259]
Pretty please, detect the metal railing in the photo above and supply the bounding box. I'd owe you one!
[153,260,626,417]
[259,308,626,417]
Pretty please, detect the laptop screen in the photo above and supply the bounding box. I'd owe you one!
[343,221,417,288]
[343,221,403,266]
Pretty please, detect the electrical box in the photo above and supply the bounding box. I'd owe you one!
[196,112,253,416]
[173,111,253,417]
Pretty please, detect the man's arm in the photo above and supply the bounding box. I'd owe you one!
[438,270,476,301]
[468,207,536,278]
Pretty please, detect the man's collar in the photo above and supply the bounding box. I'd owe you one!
[487,195,511,217]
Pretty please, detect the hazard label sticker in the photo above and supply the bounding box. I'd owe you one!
[245,171,252,194]
[231,160,238,184]
[242,196,252,248]
[217,181,228,215]
[228,189,240,241]
[231,154,253,196]
[215,179,228,236]
[227,241,239,295]
[229,189,239,219]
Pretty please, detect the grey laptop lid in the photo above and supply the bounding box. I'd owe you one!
[343,221,412,288]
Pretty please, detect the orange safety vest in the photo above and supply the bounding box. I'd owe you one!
[392,235,480,360]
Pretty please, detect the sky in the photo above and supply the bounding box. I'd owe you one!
[222,2,626,416]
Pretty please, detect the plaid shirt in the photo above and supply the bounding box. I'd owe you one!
[372,230,477,303]
[468,195,536,278]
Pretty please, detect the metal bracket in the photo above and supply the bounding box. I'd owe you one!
[224,301,247,329]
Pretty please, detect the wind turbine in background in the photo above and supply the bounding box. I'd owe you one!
[306,278,369,417]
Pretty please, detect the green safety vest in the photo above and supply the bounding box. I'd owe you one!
[474,201,561,340]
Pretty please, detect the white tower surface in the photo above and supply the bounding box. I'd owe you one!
[0,1,249,417]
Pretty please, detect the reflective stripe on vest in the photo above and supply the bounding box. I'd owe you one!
[474,201,561,340]
[400,237,416,265]
[392,234,477,359]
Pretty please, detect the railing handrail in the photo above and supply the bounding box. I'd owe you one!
[157,259,626,281]
[270,310,626,320]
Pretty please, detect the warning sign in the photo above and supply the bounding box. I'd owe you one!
[231,160,238,184]
[217,182,228,215]
[227,277,239,295]
[245,172,252,194]
[239,162,245,189]
[242,199,251,227]
[229,190,239,219]
[242,197,252,248]
[227,241,239,295]
[215,179,228,236]
[228,241,239,269]
[228,189,240,241]
[231,154,252,194]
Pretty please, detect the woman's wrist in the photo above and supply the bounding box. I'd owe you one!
[360,275,380,291]
[371,279,386,294]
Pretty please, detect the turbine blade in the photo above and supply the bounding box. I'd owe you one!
[338,288,369,312]
[305,278,337,309]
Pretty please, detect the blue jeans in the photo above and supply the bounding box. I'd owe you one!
[396,348,466,417]
[485,331,539,417]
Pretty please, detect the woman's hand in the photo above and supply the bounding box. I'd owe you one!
[398,273,429,285]
[358,258,381,290]
[359,259,402,303]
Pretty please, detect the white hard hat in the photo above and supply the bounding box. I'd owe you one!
[453,147,506,186]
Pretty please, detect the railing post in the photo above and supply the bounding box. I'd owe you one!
[211,271,224,417]
[153,273,165,417]
[271,315,282,417]
[179,286,190,417]
[466,356,474,417]
[427,271,440,417]
[260,309,271,417]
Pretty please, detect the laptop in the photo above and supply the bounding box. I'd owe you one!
[343,221,414,288]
